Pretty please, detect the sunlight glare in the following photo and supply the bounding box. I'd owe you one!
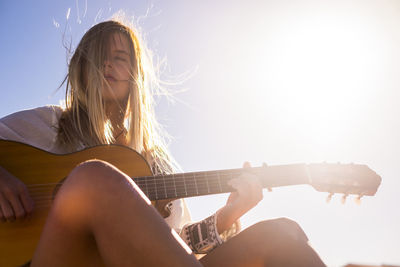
[248,14,379,152]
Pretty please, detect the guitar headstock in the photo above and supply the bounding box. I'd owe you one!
[307,163,382,200]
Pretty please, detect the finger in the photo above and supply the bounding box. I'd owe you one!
[229,178,251,194]
[227,178,239,187]
[6,192,26,220]
[235,177,263,201]
[235,174,260,188]
[19,186,34,215]
[0,193,15,222]
[0,207,4,222]
[226,191,238,204]
[249,176,263,189]
[243,161,251,168]
[235,181,252,196]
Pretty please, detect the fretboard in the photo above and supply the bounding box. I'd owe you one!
[133,164,309,201]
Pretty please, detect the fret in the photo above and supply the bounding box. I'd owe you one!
[163,175,177,199]
[205,172,210,193]
[174,173,187,197]
[155,175,165,200]
[184,172,197,197]
[183,174,188,196]
[195,172,210,195]
[217,172,222,193]
[206,171,221,194]
[154,177,159,200]
[193,173,199,195]
[146,176,156,200]
[162,175,168,199]
[144,176,149,197]
[172,174,178,198]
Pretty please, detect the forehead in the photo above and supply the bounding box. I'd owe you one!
[107,32,131,54]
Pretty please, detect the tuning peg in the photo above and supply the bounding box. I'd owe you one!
[262,162,268,167]
[354,195,363,205]
[326,193,334,203]
[341,194,348,204]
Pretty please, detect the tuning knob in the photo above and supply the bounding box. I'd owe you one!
[262,162,268,167]
[326,193,334,203]
[354,195,363,205]
[341,194,348,204]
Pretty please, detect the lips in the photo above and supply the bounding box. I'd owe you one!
[104,74,117,82]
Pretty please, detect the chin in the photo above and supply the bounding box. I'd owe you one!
[102,87,130,102]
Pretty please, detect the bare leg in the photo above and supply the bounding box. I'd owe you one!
[30,160,201,267]
[200,219,326,267]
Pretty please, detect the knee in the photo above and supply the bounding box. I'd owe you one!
[49,160,145,222]
[64,160,130,193]
[246,219,323,267]
[251,218,309,243]
[54,160,140,207]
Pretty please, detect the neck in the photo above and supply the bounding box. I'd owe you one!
[105,101,127,139]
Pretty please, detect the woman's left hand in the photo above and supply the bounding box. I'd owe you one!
[216,162,264,233]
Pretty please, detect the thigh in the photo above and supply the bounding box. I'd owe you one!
[30,160,199,267]
[30,211,104,267]
[30,161,121,266]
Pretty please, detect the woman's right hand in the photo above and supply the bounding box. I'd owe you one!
[0,166,34,222]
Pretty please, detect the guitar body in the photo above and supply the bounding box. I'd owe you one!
[0,140,152,267]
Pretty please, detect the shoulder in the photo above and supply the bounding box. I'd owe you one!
[1,105,63,124]
[31,105,64,118]
[0,105,63,123]
[0,105,65,151]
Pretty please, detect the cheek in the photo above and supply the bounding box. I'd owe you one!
[116,63,132,78]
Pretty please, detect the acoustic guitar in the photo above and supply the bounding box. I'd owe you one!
[0,140,381,266]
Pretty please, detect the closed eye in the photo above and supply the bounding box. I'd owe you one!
[115,57,127,62]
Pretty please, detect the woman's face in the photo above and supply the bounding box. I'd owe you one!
[102,32,135,102]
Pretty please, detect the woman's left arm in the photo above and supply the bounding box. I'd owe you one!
[216,162,264,233]
[179,162,264,254]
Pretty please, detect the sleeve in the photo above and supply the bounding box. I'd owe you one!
[0,105,63,152]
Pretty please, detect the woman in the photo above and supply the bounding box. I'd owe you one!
[0,18,326,266]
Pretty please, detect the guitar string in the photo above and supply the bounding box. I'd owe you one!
[25,172,240,191]
[24,168,260,190]
[27,182,224,200]
[26,168,257,187]
[27,184,232,200]
[27,180,228,192]
[25,168,301,201]
[26,173,238,203]
[26,179,227,192]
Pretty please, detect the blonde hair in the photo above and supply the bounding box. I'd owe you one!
[58,18,177,174]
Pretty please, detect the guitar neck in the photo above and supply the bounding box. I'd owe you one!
[134,164,310,201]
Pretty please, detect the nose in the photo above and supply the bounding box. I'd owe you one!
[103,59,113,69]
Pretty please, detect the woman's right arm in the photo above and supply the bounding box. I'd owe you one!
[0,166,34,222]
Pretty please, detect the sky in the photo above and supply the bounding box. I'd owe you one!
[1,1,399,266]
